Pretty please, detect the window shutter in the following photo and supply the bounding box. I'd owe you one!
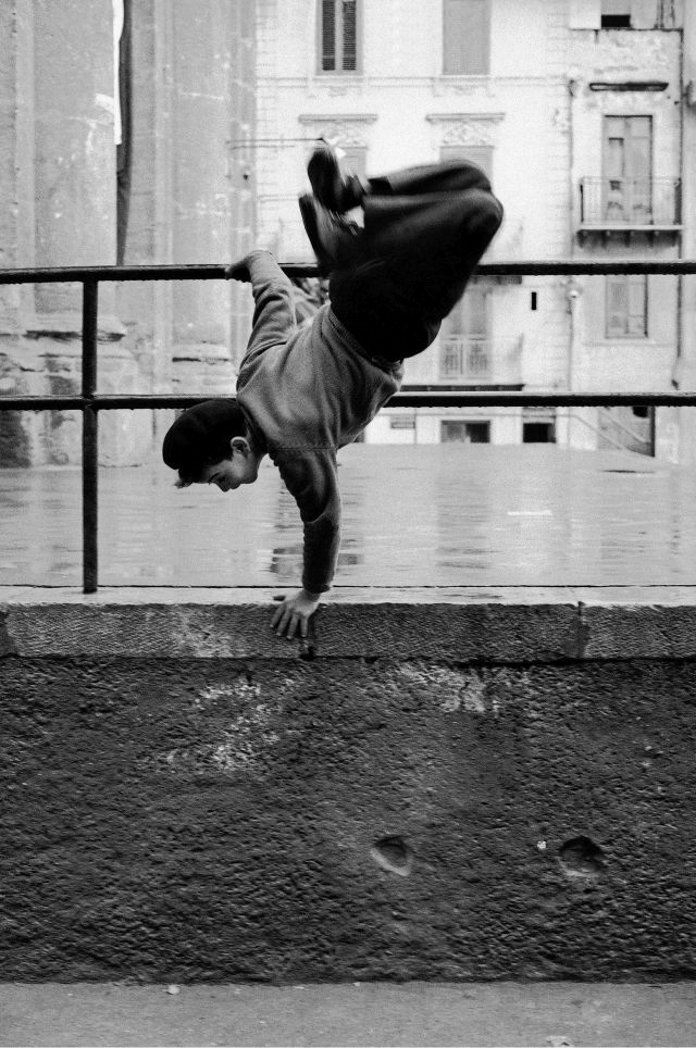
[342,0,357,71]
[627,116,652,182]
[627,275,647,335]
[466,285,488,338]
[443,0,489,75]
[321,0,336,70]
[607,276,628,335]
[606,275,647,336]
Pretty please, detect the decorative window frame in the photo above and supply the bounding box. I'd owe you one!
[298,113,377,153]
[425,112,505,154]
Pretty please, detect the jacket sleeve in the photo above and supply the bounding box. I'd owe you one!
[242,250,298,366]
[273,449,341,594]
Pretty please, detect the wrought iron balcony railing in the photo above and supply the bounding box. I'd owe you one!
[440,335,523,383]
[2,259,696,592]
[579,177,681,229]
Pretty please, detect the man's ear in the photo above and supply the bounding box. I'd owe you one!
[230,435,250,456]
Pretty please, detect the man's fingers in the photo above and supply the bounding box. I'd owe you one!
[270,595,314,641]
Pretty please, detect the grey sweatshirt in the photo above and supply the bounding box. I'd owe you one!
[236,250,403,594]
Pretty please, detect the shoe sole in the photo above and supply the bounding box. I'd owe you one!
[307,150,343,211]
[298,194,332,275]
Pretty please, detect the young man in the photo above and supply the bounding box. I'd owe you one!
[162,145,503,640]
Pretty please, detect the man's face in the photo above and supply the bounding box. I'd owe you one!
[199,439,260,492]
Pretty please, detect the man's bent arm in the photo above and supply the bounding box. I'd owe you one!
[240,250,298,364]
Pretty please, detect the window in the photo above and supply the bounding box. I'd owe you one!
[523,423,556,443]
[606,274,648,337]
[603,116,652,222]
[440,284,490,380]
[441,421,490,443]
[601,0,632,27]
[571,0,683,29]
[443,0,490,75]
[523,409,556,443]
[320,0,357,72]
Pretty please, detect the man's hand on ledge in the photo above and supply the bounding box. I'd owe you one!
[271,589,321,640]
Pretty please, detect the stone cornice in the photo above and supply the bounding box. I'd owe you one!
[298,113,378,147]
[426,112,506,124]
[298,113,378,124]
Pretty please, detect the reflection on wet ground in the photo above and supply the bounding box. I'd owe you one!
[1,444,696,588]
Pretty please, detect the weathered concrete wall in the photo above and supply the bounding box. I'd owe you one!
[1,589,696,983]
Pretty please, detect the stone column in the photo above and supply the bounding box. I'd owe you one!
[0,0,35,462]
[0,0,140,464]
[31,0,130,464]
[32,0,117,314]
[119,0,256,455]
[168,0,239,393]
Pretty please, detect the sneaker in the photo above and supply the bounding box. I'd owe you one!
[298,194,362,275]
[307,142,365,213]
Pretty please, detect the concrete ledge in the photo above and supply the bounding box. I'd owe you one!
[2,587,696,982]
[3,586,696,660]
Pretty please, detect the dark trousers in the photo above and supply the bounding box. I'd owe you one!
[329,160,503,361]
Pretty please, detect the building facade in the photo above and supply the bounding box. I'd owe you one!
[2,1,696,464]
[253,0,696,459]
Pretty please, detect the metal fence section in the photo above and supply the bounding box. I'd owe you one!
[3,260,696,592]
[579,177,682,228]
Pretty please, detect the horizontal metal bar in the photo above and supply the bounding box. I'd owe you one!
[0,264,318,284]
[4,391,696,410]
[3,259,696,284]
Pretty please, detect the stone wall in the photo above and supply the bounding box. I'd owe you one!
[2,589,696,982]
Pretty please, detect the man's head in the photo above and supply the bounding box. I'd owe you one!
[162,398,263,491]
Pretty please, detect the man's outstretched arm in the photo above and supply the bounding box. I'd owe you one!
[271,450,341,640]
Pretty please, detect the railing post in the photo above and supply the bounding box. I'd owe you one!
[82,279,98,593]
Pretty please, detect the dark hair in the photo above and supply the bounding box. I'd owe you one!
[162,398,248,487]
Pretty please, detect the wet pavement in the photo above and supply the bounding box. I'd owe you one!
[2,443,696,589]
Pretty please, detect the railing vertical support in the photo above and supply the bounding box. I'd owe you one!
[82,279,99,593]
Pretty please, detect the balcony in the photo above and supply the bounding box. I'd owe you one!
[439,335,524,387]
[579,177,682,242]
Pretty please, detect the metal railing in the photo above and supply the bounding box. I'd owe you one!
[579,177,682,228]
[3,259,696,593]
[440,334,523,382]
